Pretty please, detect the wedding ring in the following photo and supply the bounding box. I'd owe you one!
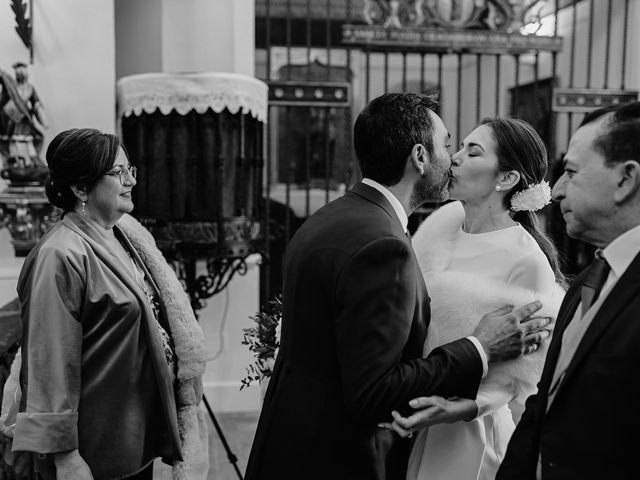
[527,343,538,354]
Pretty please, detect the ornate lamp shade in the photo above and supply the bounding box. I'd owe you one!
[117,73,267,307]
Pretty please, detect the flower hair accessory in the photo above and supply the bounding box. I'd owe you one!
[510,181,552,212]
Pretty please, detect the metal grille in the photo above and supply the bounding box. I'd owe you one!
[256,0,635,302]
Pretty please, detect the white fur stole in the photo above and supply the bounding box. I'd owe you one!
[413,202,565,404]
[117,214,209,480]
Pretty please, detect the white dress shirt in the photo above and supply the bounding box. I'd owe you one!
[600,223,640,292]
[548,223,640,404]
[361,178,489,375]
[362,178,409,232]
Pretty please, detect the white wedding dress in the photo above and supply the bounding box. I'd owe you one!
[407,202,562,480]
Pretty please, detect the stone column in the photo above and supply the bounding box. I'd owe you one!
[116,0,255,78]
[162,0,255,76]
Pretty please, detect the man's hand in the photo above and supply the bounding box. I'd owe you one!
[379,396,478,438]
[472,301,552,363]
[53,449,93,480]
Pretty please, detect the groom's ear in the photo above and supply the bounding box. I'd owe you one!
[410,143,428,176]
[497,170,521,192]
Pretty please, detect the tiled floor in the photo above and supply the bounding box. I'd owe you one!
[154,411,260,479]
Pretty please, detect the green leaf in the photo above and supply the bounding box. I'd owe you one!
[240,295,282,388]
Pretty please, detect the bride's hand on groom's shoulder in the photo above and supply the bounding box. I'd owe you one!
[377,396,478,438]
[472,301,553,363]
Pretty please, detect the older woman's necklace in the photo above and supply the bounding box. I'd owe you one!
[125,249,175,366]
[126,250,149,293]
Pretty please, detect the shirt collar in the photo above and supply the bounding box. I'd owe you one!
[601,223,640,279]
[361,178,409,233]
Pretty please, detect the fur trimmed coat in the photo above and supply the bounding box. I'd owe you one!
[412,202,565,407]
[406,202,566,480]
[119,214,209,480]
[0,213,209,480]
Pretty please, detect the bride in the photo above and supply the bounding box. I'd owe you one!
[395,118,565,480]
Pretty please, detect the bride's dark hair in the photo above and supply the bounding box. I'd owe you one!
[480,117,566,287]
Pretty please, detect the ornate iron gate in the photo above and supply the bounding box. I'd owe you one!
[255,0,636,303]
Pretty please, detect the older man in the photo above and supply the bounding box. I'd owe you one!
[497,102,640,479]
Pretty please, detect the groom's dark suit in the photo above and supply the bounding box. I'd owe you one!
[497,252,640,480]
[245,183,483,480]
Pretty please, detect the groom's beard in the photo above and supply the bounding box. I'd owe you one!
[410,170,450,210]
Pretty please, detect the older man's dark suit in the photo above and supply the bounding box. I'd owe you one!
[497,252,640,480]
[245,183,483,480]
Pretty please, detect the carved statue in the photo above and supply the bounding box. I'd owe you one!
[362,0,548,33]
[451,0,463,21]
[0,62,49,184]
[383,0,403,28]
[364,0,425,27]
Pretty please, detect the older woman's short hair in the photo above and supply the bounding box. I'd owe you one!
[44,128,123,211]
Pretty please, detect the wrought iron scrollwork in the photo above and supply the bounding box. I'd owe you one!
[362,0,548,33]
[142,216,262,313]
[188,256,251,311]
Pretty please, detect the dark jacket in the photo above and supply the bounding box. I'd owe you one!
[245,182,483,480]
[12,213,182,479]
[497,252,640,480]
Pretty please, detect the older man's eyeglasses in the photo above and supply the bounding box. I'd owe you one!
[105,165,137,185]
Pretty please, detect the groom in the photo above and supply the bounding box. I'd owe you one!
[245,93,549,480]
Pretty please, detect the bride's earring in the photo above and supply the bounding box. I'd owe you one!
[81,200,86,214]
[495,186,502,192]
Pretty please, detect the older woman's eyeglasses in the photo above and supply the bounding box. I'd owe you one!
[105,165,137,185]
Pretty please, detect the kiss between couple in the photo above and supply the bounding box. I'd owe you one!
[246,92,564,480]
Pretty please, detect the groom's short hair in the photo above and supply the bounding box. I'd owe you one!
[354,92,439,187]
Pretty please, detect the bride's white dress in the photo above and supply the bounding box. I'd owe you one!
[407,202,563,480]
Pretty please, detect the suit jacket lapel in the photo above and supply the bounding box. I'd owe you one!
[548,277,584,354]
[350,182,405,235]
[62,213,152,309]
[350,182,418,259]
[544,285,581,369]
[551,252,640,402]
[536,282,582,410]
[349,182,429,344]
[349,182,420,272]
[115,227,167,310]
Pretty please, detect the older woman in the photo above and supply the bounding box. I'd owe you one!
[10,128,208,480]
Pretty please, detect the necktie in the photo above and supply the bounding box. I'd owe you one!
[548,253,611,399]
[581,254,611,316]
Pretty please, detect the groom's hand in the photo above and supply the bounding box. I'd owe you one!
[472,301,552,363]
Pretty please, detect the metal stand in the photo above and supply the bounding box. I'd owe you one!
[177,254,251,480]
[137,218,261,480]
[202,394,244,480]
